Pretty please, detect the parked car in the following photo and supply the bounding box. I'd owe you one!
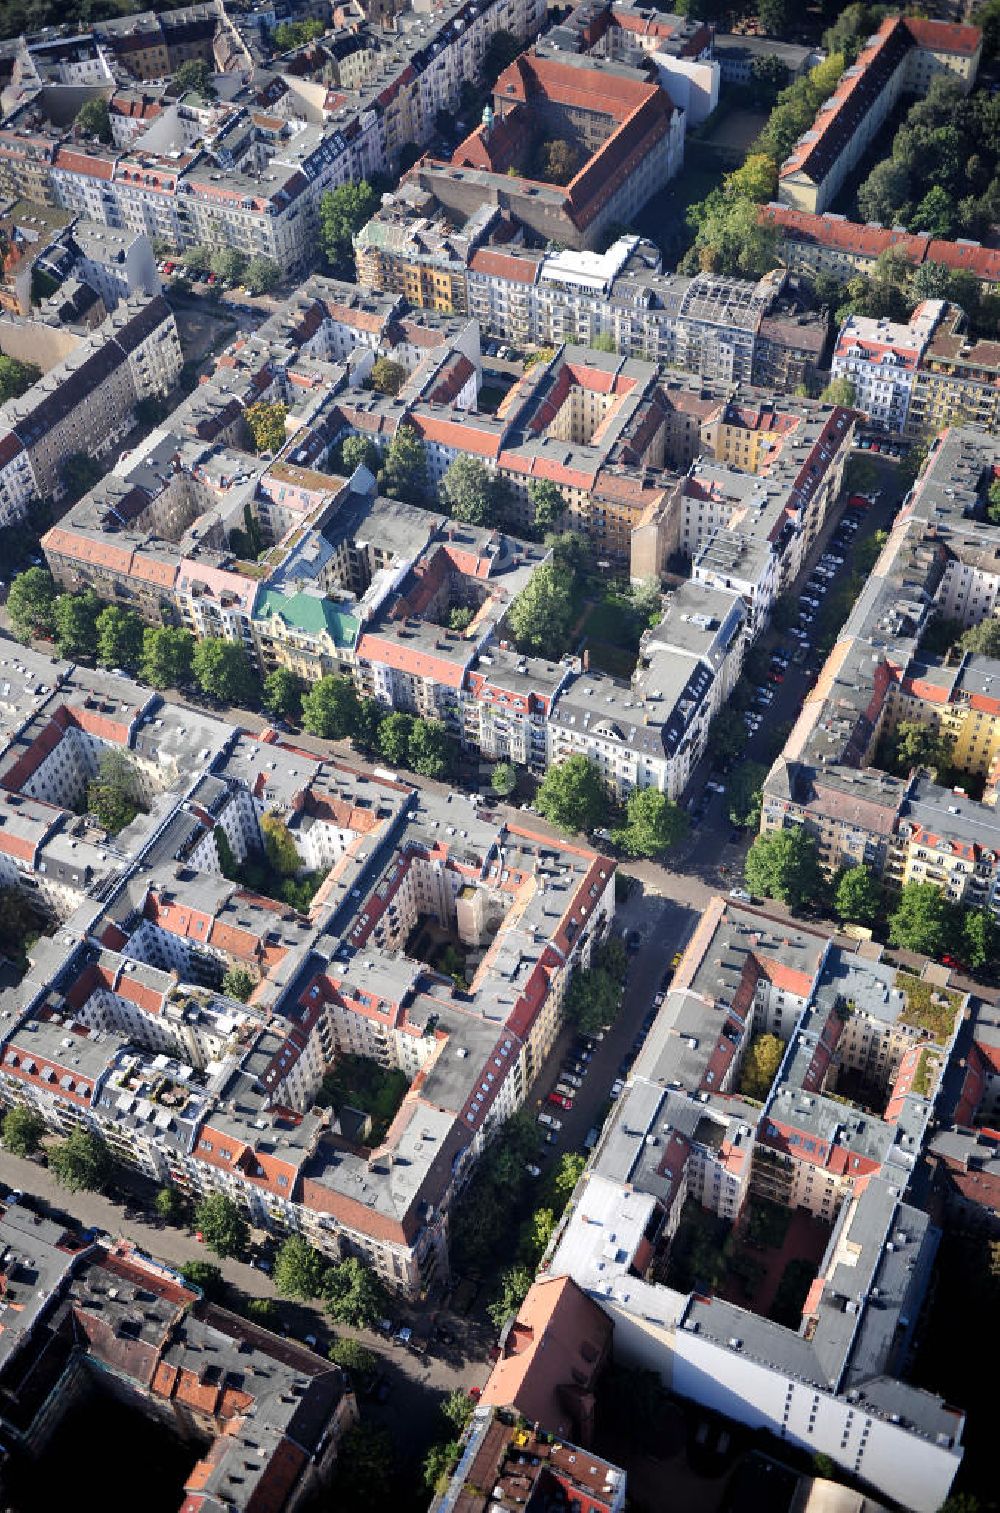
[609,1078,625,1099]
[561,1071,583,1089]
[538,1112,562,1130]
[729,886,751,902]
[525,1163,542,1178]
[548,1091,573,1110]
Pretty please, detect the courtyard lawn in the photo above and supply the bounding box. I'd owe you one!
[315,1054,410,1145]
[579,590,650,680]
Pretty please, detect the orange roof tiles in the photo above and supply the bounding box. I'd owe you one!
[904,16,981,53]
[481,1275,611,1442]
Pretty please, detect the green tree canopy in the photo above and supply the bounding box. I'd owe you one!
[491,761,518,797]
[707,705,748,763]
[536,755,608,833]
[369,356,408,397]
[332,1425,396,1505]
[2,1105,45,1156]
[0,353,40,403]
[301,674,362,740]
[180,1260,225,1299]
[75,95,112,142]
[222,966,256,1001]
[262,668,304,721]
[441,1388,476,1434]
[685,195,778,278]
[49,1127,112,1192]
[820,375,856,406]
[740,1032,785,1100]
[319,181,378,274]
[507,561,575,657]
[244,255,281,295]
[324,1256,386,1328]
[141,626,194,689]
[53,591,102,660]
[888,881,954,958]
[744,827,825,912]
[353,696,385,755]
[195,1193,249,1258]
[155,1185,186,1223]
[613,787,688,856]
[0,888,40,963]
[244,1297,279,1326]
[482,27,521,79]
[408,719,450,777]
[377,711,414,767]
[857,157,911,226]
[912,185,956,239]
[833,865,881,926]
[960,619,1000,657]
[95,605,143,670]
[961,908,998,972]
[487,1264,533,1329]
[528,478,566,534]
[567,958,621,1036]
[192,637,257,706]
[210,247,248,286]
[328,1337,377,1376]
[88,747,146,835]
[423,1442,463,1495]
[539,138,580,184]
[261,813,301,878]
[378,424,429,505]
[174,60,215,98]
[273,17,324,49]
[757,0,790,36]
[245,401,286,455]
[340,434,381,475]
[727,762,768,830]
[273,1234,329,1299]
[890,720,951,777]
[987,480,1000,525]
[7,567,57,640]
[182,243,212,276]
[440,454,500,525]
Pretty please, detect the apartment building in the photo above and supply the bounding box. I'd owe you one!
[907,305,1000,440]
[432,1404,626,1513]
[0,1223,357,1513]
[539,895,969,1512]
[832,300,947,436]
[760,204,1000,294]
[39,277,852,803]
[357,200,828,390]
[760,425,1000,912]
[832,297,1000,441]
[0,291,180,517]
[0,0,545,274]
[778,17,981,215]
[412,47,684,253]
[33,218,161,311]
[0,650,616,1295]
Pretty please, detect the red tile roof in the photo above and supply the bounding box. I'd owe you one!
[468,247,540,285]
[903,16,981,54]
